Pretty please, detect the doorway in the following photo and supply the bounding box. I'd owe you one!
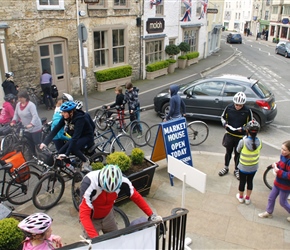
[38,37,68,96]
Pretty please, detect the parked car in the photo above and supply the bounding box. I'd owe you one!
[227,33,242,44]
[275,41,290,58]
[153,74,277,127]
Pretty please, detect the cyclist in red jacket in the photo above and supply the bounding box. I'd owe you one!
[79,164,158,238]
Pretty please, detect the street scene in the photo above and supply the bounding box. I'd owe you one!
[1,0,290,249]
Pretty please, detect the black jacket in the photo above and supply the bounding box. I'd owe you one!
[2,80,18,96]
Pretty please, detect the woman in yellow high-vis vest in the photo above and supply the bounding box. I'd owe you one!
[236,120,262,205]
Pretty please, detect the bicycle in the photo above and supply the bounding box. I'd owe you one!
[71,172,130,230]
[145,112,209,147]
[26,85,43,107]
[93,106,149,147]
[90,117,136,155]
[263,164,275,190]
[0,161,40,206]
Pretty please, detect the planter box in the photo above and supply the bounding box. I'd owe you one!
[186,58,198,66]
[168,62,177,74]
[115,158,158,204]
[178,59,187,69]
[97,76,132,92]
[146,68,168,80]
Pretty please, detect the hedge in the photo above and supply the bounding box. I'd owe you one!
[95,65,132,83]
[146,60,170,72]
[166,58,177,64]
[178,55,187,60]
[186,52,199,60]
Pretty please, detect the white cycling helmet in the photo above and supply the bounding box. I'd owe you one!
[62,93,74,102]
[99,165,122,193]
[233,92,246,105]
[18,213,52,234]
[74,100,83,110]
[5,72,14,78]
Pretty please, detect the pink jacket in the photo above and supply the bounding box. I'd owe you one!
[0,101,14,124]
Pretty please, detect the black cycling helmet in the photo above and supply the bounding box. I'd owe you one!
[246,120,260,133]
[60,101,77,112]
[4,94,16,102]
[5,72,14,78]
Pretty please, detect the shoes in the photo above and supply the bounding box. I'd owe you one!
[81,159,92,172]
[218,167,229,176]
[258,211,273,218]
[234,169,240,180]
[137,133,143,139]
[244,197,251,205]
[236,193,244,203]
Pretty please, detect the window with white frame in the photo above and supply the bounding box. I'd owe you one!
[272,6,278,14]
[156,1,164,16]
[196,1,201,17]
[265,10,269,20]
[283,6,290,15]
[37,0,64,10]
[88,0,105,9]
[114,0,127,7]
[93,27,126,68]
[183,29,197,52]
[145,40,163,65]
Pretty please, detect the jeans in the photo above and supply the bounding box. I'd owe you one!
[41,83,54,109]
[266,185,290,214]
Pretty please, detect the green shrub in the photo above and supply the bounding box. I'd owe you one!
[106,152,131,172]
[186,51,199,60]
[95,65,132,82]
[165,44,180,57]
[91,162,104,171]
[131,148,144,165]
[178,42,190,54]
[0,218,24,250]
[178,55,187,60]
[146,60,170,72]
[166,58,177,64]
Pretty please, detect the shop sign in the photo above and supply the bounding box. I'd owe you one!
[207,8,218,14]
[146,18,165,34]
[282,18,289,24]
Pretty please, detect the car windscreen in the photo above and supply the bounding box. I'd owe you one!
[252,81,272,98]
[232,34,241,38]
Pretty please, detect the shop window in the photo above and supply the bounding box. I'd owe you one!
[270,26,275,36]
[114,0,128,7]
[281,27,287,39]
[93,27,126,68]
[183,29,197,52]
[37,0,64,10]
[145,40,163,65]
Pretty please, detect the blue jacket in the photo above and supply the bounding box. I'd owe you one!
[166,84,186,120]
[51,109,70,141]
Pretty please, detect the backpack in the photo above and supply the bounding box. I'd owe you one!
[51,85,59,98]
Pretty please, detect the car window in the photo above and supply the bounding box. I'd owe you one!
[252,81,272,98]
[223,82,246,96]
[232,34,241,38]
[286,43,290,49]
[187,81,224,96]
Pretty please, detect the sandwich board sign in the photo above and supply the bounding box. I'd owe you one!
[151,117,193,185]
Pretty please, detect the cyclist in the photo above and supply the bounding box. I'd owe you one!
[79,164,159,238]
[2,72,18,96]
[220,92,253,180]
[40,101,95,172]
[0,94,16,125]
[18,212,62,249]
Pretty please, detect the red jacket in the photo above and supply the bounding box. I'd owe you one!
[79,171,153,238]
[0,101,14,124]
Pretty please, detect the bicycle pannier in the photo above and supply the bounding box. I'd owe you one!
[0,124,12,136]
[51,84,59,98]
[1,151,30,183]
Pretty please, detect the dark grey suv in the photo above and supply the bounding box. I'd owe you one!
[153,74,277,127]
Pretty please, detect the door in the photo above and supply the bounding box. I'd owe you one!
[38,38,68,96]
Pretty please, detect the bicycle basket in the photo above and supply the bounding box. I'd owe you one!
[36,148,54,166]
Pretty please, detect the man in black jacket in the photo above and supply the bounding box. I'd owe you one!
[2,72,18,96]
[219,92,253,180]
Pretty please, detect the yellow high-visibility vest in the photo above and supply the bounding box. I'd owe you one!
[239,139,262,166]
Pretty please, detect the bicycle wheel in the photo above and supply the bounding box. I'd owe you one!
[32,172,65,210]
[95,133,111,154]
[263,165,274,190]
[90,152,108,164]
[94,109,108,131]
[29,94,38,107]
[145,124,160,148]
[72,172,84,211]
[0,134,17,155]
[187,121,209,146]
[15,141,33,161]
[6,171,40,205]
[113,206,130,229]
[110,134,136,155]
[129,121,150,147]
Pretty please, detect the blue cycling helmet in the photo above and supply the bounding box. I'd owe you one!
[60,101,77,112]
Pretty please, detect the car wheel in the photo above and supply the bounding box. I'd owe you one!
[253,113,261,126]
[285,52,288,58]
[161,102,170,116]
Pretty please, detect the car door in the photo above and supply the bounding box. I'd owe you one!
[181,80,225,119]
[278,43,285,54]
